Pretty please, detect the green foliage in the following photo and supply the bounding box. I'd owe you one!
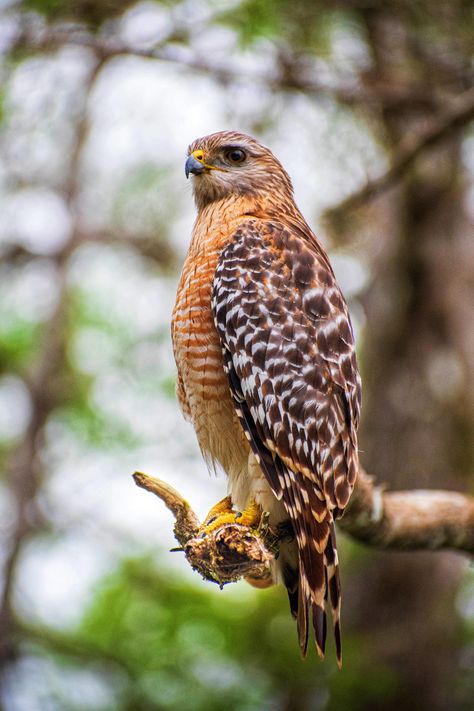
[20,0,136,26]
[21,0,62,19]
[158,373,177,400]
[24,555,401,711]
[218,0,355,53]
[0,316,40,373]
[219,0,474,61]
[52,400,139,449]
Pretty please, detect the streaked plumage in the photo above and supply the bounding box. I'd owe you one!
[172,131,361,664]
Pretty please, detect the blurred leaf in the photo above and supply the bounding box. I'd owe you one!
[218,0,349,53]
[0,317,40,373]
[21,0,136,26]
[157,374,176,400]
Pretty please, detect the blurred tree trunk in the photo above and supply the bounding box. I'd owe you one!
[348,9,474,710]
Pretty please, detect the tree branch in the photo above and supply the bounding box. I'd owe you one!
[11,24,438,110]
[0,53,108,665]
[324,85,474,226]
[133,472,276,588]
[133,468,474,587]
[341,469,474,552]
[132,472,200,548]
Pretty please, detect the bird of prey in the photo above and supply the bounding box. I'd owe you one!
[172,131,361,665]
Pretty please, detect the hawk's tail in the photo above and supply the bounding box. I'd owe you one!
[324,522,342,667]
[287,517,342,667]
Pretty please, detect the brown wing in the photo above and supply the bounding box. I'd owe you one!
[212,218,361,663]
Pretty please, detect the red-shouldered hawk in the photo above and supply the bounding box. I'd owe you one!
[172,131,361,666]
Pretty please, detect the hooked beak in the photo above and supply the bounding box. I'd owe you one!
[185,154,206,178]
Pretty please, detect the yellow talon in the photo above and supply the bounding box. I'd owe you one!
[235,499,262,528]
[198,495,234,537]
[202,495,234,526]
[198,497,263,537]
[201,512,240,535]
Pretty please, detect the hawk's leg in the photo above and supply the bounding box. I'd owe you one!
[198,496,263,537]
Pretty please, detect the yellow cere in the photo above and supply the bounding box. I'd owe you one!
[192,149,226,172]
[192,149,205,162]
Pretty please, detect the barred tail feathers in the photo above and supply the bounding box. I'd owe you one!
[220,372,344,664]
[325,521,342,667]
[287,509,342,666]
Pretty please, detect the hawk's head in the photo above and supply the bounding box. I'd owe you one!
[185,131,293,210]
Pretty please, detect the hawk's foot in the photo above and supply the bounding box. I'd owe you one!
[234,499,262,528]
[199,495,236,537]
[198,497,263,538]
[203,495,234,524]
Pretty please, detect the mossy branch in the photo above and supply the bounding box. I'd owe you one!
[133,472,277,588]
[133,467,474,588]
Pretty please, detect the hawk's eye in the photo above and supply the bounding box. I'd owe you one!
[226,148,246,164]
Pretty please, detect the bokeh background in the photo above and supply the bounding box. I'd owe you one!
[1,1,473,709]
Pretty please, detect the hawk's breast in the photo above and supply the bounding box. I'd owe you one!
[171,223,250,474]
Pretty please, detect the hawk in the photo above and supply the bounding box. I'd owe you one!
[172,131,361,665]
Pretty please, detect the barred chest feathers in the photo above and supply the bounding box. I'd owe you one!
[171,207,253,484]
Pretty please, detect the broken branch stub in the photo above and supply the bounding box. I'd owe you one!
[132,472,275,587]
